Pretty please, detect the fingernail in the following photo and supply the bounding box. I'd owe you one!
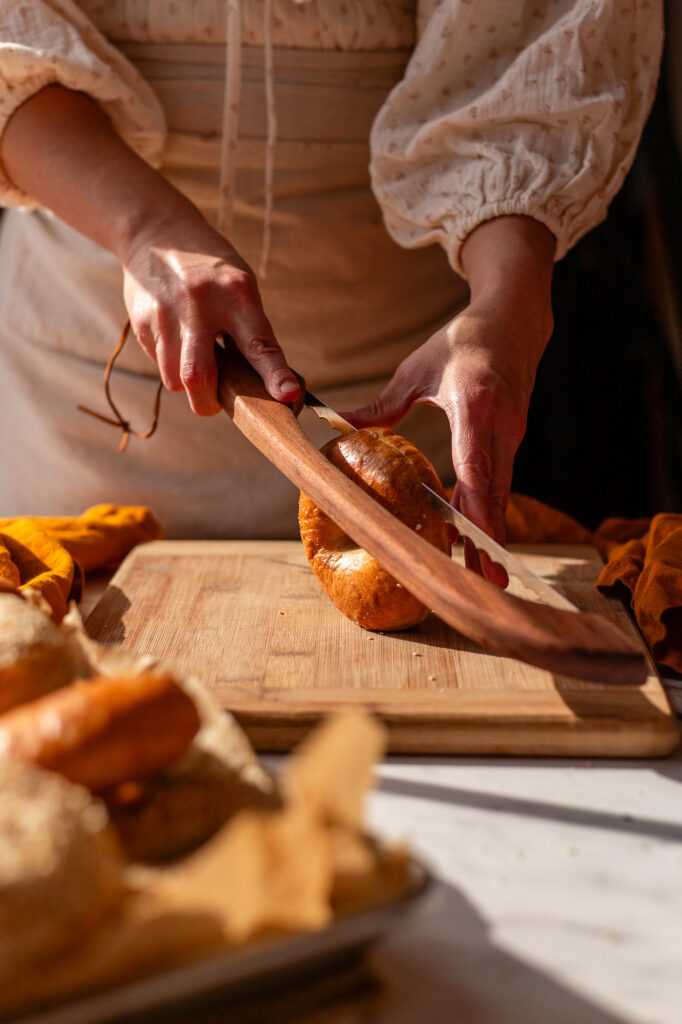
[279,378,300,396]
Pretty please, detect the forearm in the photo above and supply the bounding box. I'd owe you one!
[0,84,192,262]
[460,215,556,366]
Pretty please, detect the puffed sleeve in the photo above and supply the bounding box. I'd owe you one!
[0,0,165,208]
[370,0,664,277]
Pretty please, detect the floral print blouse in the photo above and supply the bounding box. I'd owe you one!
[0,0,664,274]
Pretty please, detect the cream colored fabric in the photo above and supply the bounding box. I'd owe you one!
[0,1,664,537]
[0,0,166,207]
[0,2,664,273]
[0,42,460,536]
[80,0,416,49]
[372,0,664,275]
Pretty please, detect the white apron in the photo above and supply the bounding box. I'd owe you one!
[0,42,466,537]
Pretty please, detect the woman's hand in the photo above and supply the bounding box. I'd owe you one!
[120,213,298,416]
[347,216,555,586]
[0,85,300,415]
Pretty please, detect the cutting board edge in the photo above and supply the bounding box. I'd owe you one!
[231,710,680,757]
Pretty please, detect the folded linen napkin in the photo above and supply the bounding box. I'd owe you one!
[0,506,163,622]
[505,494,682,675]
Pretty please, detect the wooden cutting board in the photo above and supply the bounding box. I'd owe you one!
[86,540,679,756]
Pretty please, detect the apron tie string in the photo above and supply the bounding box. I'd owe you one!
[217,0,243,240]
[77,319,163,453]
[259,0,277,280]
[218,0,313,281]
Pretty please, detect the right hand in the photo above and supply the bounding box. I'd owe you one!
[0,85,298,417]
[121,209,300,416]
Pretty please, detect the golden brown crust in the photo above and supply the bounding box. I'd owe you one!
[299,427,451,630]
[0,593,75,714]
[104,749,281,863]
[0,760,125,986]
[0,671,201,792]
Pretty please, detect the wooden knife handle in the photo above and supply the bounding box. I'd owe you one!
[216,344,647,687]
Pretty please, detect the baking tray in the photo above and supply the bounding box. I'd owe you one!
[11,859,431,1024]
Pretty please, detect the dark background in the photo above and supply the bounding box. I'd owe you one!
[514,13,682,527]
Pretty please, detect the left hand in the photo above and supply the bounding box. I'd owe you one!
[346,216,555,587]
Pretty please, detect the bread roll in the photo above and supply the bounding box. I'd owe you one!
[0,592,75,713]
[299,427,451,630]
[0,760,125,985]
[0,670,201,792]
[105,748,280,863]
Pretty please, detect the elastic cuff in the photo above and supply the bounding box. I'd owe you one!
[447,199,568,280]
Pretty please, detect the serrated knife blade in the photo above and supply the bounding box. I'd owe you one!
[303,389,578,612]
[421,485,578,611]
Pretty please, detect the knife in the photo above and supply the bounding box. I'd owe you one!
[301,387,578,612]
[215,343,646,685]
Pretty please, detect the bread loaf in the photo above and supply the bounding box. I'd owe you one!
[299,427,451,630]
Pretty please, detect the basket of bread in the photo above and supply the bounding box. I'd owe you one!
[0,587,424,1021]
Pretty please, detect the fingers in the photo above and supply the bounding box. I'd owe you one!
[226,288,300,403]
[179,328,221,416]
[449,393,514,589]
[478,414,528,588]
[449,384,496,530]
[129,301,219,416]
[126,268,299,415]
[454,485,508,588]
[453,486,510,590]
[128,299,185,395]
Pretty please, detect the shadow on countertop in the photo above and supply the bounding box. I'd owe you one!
[116,882,632,1024]
[377,773,682,844]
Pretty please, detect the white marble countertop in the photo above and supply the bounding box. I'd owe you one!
[362,751,682,1024]
[182,749,682,1024]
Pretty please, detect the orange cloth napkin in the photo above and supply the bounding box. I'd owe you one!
[505,494,682,675]
[0,505,163,622]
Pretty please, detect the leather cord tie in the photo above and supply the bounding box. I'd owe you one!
[78,318,163,452]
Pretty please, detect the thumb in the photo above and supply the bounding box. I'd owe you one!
[343,371,417,429]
